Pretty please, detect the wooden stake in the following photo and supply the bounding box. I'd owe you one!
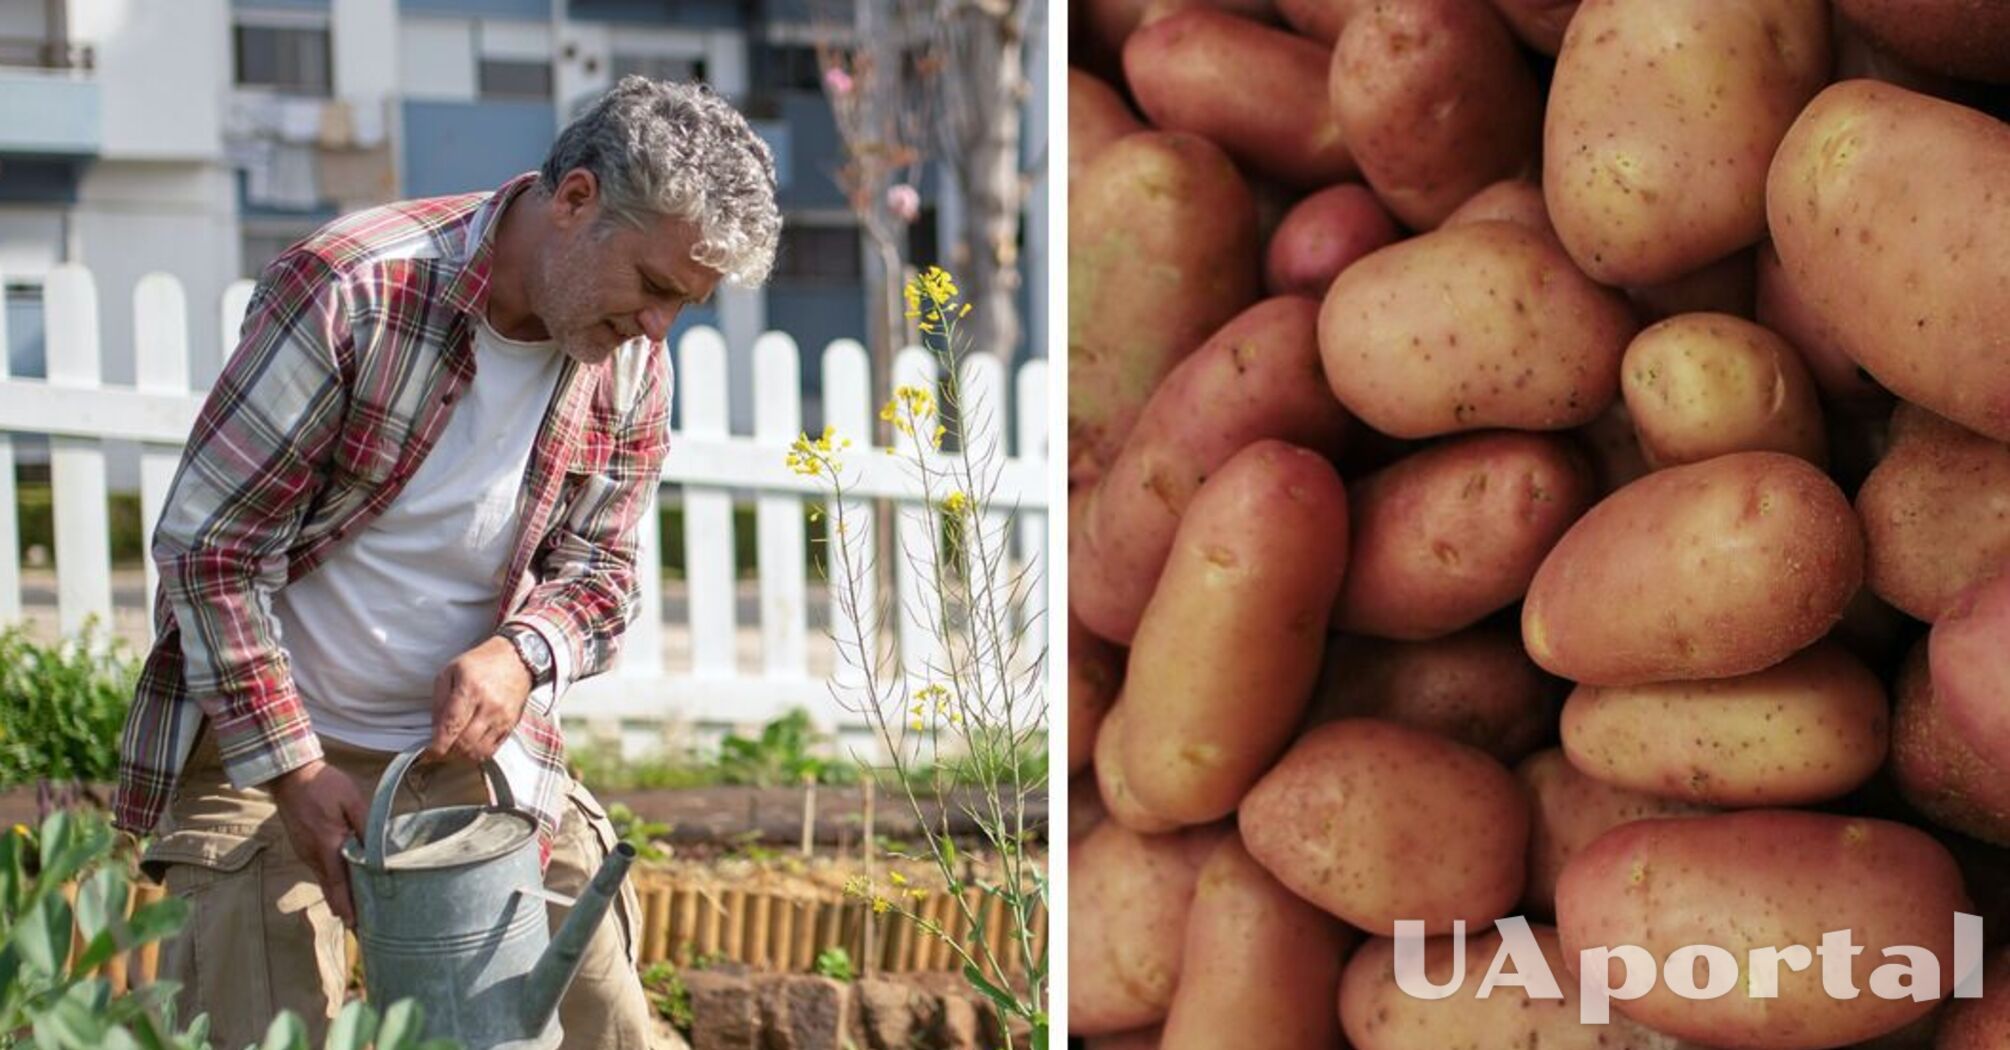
[672,888,699,965]
[644,883,672,965]
[861,777,876,978]
[721,888,746,961]
[748,892,772,970]
[800,773,817,858]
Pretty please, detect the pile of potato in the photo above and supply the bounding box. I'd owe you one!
[1066,1,2010,1047]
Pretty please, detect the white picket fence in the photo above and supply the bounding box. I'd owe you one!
[0,265,1050,760]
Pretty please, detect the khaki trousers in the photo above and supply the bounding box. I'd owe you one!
[142,728,650,1050]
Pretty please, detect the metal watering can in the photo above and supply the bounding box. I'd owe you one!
[342,745,635,1050]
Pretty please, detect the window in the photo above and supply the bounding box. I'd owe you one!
[5,283,44,380]
[610,52,706,86]
[478,58,553,100]
[234,24,332,96]
[755,44,823,95]
[772,223,862,284]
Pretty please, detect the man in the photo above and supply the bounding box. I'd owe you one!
[111,77,780,1049]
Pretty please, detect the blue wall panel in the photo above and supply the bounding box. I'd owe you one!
[776,91,844,212]
[565,0,743,27]
[402,99,556,198]
[400,0,550,18]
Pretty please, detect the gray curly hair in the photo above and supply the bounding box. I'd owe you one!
[540,77,782,286]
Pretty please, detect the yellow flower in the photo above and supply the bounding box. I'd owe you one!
[872,896,892,915]
[907,887,928,901]
[909,718,924,732]
[844,875,869,899]
[10,823,27,838]
[787,429,844,477]
[941,490,970,519]
[959,302,972,318]
[889,871,909,887]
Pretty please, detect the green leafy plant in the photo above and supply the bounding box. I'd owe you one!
[0,623,140,796]
[602,803,672,863]
[786,267,1048,1050]
[636,962,692,1031]
[811,946,856,983]
[715,709,860,788]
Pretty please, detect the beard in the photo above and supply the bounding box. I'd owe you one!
[531,226,624,364]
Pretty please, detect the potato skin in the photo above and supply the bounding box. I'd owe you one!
[1936,948,2010,1049]
[1555,811,1970,1050]
[1330,0,1542,229]
[1070,132,1259,485]
[1070,297,1349,645]
[1094,698,1180,835]
[1333,431,1595,639]
[1857,404,2010,623]
[1767,81,2010,443]
[1486,0,1579,54]
[1264,184,1400,298]
[1309,625,1559,764]
[1113,441,1349,826]
[1319,220,1636,439]
[1127,10,1356,187]
[1277,0,1365,42]
[1754,239,1892,407]
[1625,250,1758,325]
[1240,719,1528,935]
[1516,748,1713,918]
[1929,569,2010,773]
[1082,1028,1162,1050]
[1620,313,1827,468]
[1835,0,2010,83]
[1069,68,1144,184]
[1560,641,1888,807]
[1068,610,1124,775]
[1070,822,1231,1035]
[1891,640,2010,848]
[1546,0,1831,286]
[1161,839,1354,1050]
[1340,925,1697,1050]
[1522,451,1863,686]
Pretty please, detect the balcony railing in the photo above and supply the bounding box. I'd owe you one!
[0,36,93,73]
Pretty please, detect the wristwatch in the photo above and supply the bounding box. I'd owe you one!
[499,623,555,689]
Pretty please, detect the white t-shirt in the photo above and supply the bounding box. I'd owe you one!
[272,318,564,754]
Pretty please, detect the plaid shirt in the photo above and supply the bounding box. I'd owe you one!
[113,172,671,842]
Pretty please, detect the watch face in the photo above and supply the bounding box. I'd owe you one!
[510,627,554,679]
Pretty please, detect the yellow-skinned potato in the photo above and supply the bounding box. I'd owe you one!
[1333,431,1595,640]
[1069,69,1144,185]
[1068,610,1123,776]
[1319,220,1637,439]
[1240,719,1528,935]
[1161,838,1355,1050]
[1071,297,1349,645]
[1891,639,2010,848]
[1126,10,1357,187]
[1556,811,1970,1049]
[1070,822,1231,1036]
[1070,131,1259,485]
[1516,748,1714,918]
[1767,81,2010,443]
[1545,0,1830,286]
[1523,451,1863,686]
[1309,625,1560,764]
[1857,404,2010,623]
[1560,641,1888,807]
[1113,441,1349,826]
[1330,0,1542,229]
[1340,925,1702,1050]
[1620,312,1827,469]
[1936,948,2010,1049]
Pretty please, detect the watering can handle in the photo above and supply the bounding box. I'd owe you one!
[361,744,516,872]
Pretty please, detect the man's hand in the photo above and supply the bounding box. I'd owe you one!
[428,636,531,765]
[270,759,368,928]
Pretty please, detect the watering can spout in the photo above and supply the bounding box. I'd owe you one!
[522,842,637,1032]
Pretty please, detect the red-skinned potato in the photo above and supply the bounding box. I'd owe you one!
[1071,297,1349,645]
[1556,811,1970,1050]
[1071,770,1110,843]
[1094,698,1180,835]
[1767,80,2010,443]
[1856,404,2010,623]
[1319,220,1637,439]
[1160,838,1355,1050]
[1486,0,1579,54]
[1936,947,2010,1048]
[1070,822,1231,1036]
[1332,430,1595,640]
[1619,312,1828,469]
[1891,639,2010,848]
[1068,610,1123,775]
[1624,249,1758,324]
[1545,0,1831,286]
[1442,178,1556,240]
[1516,749,1714,918]
[1111,441,1349,827]
[1127,10,1357,187]
[1754,239,1891,407]
[1308,625,1559,764]
[1264,184,1400,298]
[1522,451,1863,686]
[1070,131,1259,485]
[1276,0,1365,42]
[1330,0,1542,229]
[1929,568,2010,774]
[1834,0,2010,84]
[1069,69,1143,184]
[1083,1028,1162,1050]
[1559,641,1888,807]
[1240,718,1529,935]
